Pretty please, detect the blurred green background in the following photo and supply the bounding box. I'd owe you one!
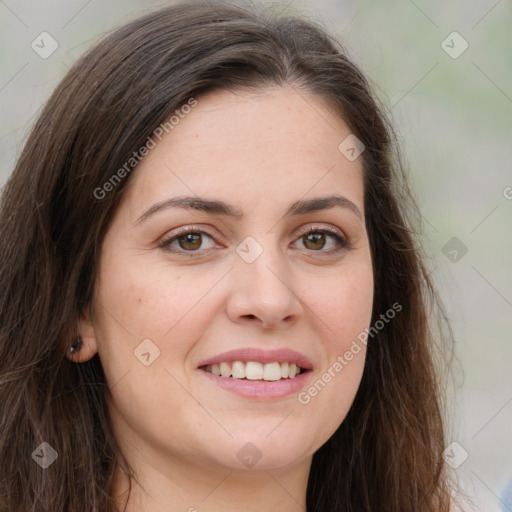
[1,1,511,510]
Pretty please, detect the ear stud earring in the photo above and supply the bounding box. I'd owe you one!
[69,336,83,354]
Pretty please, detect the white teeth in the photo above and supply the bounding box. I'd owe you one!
[245,361,263,380]
[220,362,231,378]
[204,361,303,380]
[231,361,245,379]
[263,362,282,381]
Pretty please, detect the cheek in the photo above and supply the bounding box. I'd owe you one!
[95,257,219,342]
[296,258,373,424]
[308,258,374,353]
[92,254,231,394]
[92,258,219,437]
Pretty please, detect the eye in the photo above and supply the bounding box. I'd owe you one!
[158,225,351,257]
[293,227,350,253]
[159,227,218,254]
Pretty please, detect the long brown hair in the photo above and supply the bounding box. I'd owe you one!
[0,1,455,510]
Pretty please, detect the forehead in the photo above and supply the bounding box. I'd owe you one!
[122,85,364,218]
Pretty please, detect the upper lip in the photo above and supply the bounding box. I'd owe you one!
[197,348,313,370]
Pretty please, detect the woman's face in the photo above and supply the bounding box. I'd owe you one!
[82,86,373,475]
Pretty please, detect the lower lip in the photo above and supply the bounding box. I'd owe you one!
[198,368,312,399]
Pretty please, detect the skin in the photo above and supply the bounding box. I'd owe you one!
[73,85,374,511]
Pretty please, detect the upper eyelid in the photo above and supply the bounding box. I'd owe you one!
[160,224,347,250]
[295,224,345,238]
[163,223,345,240]
[161,225,221,244]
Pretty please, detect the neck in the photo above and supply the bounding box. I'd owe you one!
[113,453,311,512]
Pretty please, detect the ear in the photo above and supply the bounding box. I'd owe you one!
[66,306,99,363]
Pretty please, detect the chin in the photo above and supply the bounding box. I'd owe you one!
[213,431,315,472]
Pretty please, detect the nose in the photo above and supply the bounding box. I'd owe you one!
[225,244,304,330]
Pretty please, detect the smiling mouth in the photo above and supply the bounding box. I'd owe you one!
[200,361,307,381]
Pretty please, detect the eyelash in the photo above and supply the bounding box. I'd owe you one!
[158,225,351,257]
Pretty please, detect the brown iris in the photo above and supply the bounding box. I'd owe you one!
[178,233,202,250]
[302,232,326,250]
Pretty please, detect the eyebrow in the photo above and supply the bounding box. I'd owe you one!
[135,194,363,225]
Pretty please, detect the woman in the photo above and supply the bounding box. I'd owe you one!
[0,1,458,510]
